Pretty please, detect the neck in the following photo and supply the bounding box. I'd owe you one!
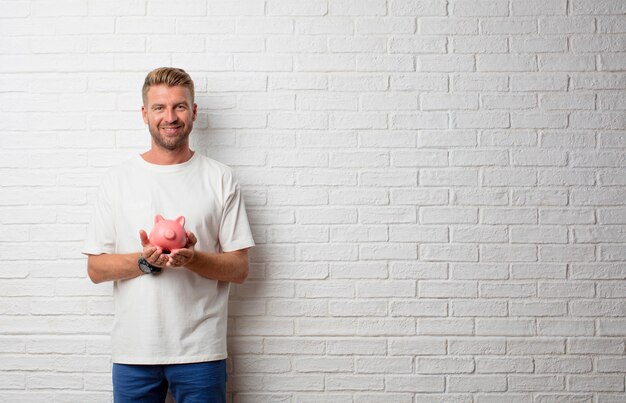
[141,145,194,165]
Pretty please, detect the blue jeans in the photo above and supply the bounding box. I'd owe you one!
[112,360,227,403]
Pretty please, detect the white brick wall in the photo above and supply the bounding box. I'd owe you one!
[1,0,625,401]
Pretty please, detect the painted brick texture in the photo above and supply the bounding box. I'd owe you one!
[1,0,625,401]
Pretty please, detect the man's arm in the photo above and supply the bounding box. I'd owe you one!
[87,249,250,284]
[88,229,250,284]
[87,253,143,284]
[165,231,250,284]
[86,230,171,284]
[184,248,250,284]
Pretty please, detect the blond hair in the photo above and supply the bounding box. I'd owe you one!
[142,67,195,104]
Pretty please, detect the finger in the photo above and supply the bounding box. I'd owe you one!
[186,232,197,247]
[143,247,157,260]
[156,254,168,266]
[139,230,150,247]
[149,248,164,264]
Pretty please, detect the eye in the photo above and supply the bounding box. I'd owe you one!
[177,105,187,110]
[154,106,163,111]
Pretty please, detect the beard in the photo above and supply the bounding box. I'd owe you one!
[148,121,193,151]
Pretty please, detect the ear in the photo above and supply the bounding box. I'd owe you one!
[192,103,197,122]
[176,216,185,228]
[155,214,164,224]
[142,105,149,124]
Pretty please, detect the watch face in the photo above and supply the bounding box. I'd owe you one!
[138,257,158,274]
[139,261,151,274]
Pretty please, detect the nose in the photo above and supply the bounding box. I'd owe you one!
[165,108,177,123]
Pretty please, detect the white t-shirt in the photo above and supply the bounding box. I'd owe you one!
[82,152,255,364]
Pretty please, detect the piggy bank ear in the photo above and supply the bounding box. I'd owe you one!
[175,216,185,228]
[155,214,164,224]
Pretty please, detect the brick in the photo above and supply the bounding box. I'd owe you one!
[269,300,327,317]
[264,338,325,354]
[598,16,626,33]
[511,0,566,15]
[329,37,386,53]
[452,300,507,317]
[330,300,387,317]
[450,263,509,279]
[421,93,478,110]
[509,375,565,391]
[453,0,508,16]
[330,0,387,16]
[327,338,387,355]
[419,55,475,72]
[391,300,447,317]
[296,282,355,298]
[330,226,388,242]
[386,375,445,392]
[510,73,568,91]
[390,0,447,16]
[476,319,535,336]
[535,357,592,373]
[358,280,416,298]
[537,319,594,337]
[418,318,474,335]
[568,376,624,392]
[452,111,509,129]
[507,338,565,355]
[147,0,206,15]
[572,0,626,15]
[361,93,418,110]
[480,245,538,262]
[420,245,479,262]
[267,0,327,16]
[330,262,388,279]
[420,168,479,186]
[237,18,294,34]
[389,225,448,243]
[477,54,537,72]
[599,54,626,71]
[420,18,478,35]
[357,55,415,72]
[449,337,506,355]
[481,18,537,34]
[539,17,596,34]
[356,357,412,373]
[453,36,508,53]
[330,225,388,242]
[392,112,448,129]
[449,375,507,392]
[476,357,534,373]
[295,357,353,372]
[390,37,446,53]
[356,17,416,34]
[539,55,596,71]
[296,18,355,34]
[510,37,568,53]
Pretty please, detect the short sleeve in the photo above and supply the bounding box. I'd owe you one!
[82,173,117,255]
[218,170,255,252]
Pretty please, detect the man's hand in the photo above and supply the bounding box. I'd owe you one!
[139,229,169,268]
[166,231,197,268]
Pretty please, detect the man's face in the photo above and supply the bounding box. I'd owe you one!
[141,85,197,151]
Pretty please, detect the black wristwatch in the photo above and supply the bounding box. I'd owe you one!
[138,256,162,275]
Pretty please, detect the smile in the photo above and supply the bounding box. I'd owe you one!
[161,126,181,132]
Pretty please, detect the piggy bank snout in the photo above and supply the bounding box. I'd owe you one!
[163,229,176,240]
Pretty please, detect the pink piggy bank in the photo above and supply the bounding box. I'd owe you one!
[149,215,188,254]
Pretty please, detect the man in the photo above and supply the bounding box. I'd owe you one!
[82,67,255,403]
